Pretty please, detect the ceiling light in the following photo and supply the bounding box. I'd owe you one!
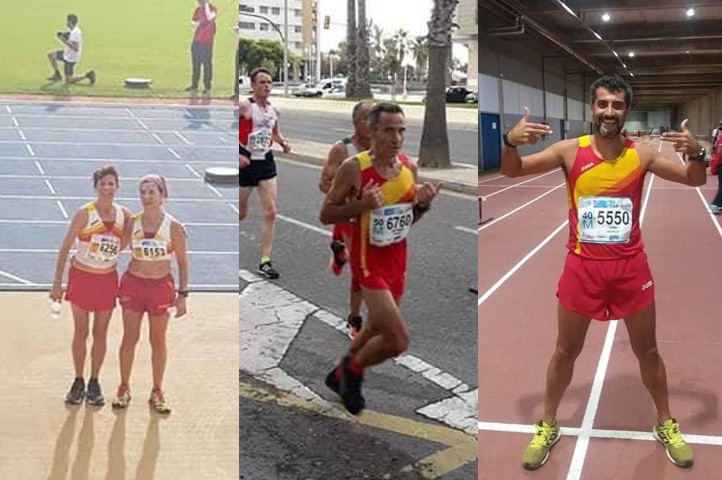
[687,8,695,17]
[629,52,635,57]
[686,50,690,54]
[602,13,610,22]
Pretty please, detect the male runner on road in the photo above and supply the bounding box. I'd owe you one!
[320,103,442,414]
[239,68,291,279]
[502,75,703,470]
[319,101,373,338]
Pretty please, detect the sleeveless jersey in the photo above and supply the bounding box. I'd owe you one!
[350,151,416,278]
[130,212,176,261]
[75,202,125,269]
[565,135,645,259]
[340,136,359,157]
[239,98,277,161]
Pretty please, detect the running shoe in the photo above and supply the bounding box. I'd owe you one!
[653,418,694,468]
[522,420,561,470]
[86,70,96,85]
[346,315,363,339]
[710,204,722,215]
[339,355,365,415]
[111,387,131,409]
[324,368,340,395]
[329,240,348,276]
[149,389,171,414]
[47,72,62,82]
[86,378,105,406]
[64,378,85,405]
[258,260,280,279]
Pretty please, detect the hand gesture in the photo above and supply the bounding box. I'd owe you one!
[661,119,702,156]
[174,296,187,318]
[417,182,442,207]
[360,179,383,209]
[506,107,553,146]
[239,154,250,169]
[281,141,292,154]
[50,282,63,302]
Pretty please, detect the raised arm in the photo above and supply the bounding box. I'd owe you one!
[501,107,565,177]
[650,119,706,186]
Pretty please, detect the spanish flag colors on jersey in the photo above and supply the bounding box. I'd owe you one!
[565,135,645,260]
[351,151,416,279]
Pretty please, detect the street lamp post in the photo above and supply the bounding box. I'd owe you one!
[239,10,289,95]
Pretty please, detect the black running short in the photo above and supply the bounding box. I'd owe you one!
[239,159,277,187]
[53,50,76,77]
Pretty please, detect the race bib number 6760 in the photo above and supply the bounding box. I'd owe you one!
[578,196,633,243]
[369,203,413,247]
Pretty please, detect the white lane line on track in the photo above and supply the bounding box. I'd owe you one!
[151,133,164,144]
[56,200,69,219]
[185,164,202,178]
[11,117,19,127]
[175,131,192,145]
[0,140,228,149]
[167,147,182,159]
[0,194,232,203]
[0,248,237,255]
[4,106,10,114]
[33,161,45,175]
[25,144,35,156]
[207,184,224,198]
[454,226,477,235]
[478,421,722,445]
[0,156,229,165]
[0,269,35,285]
[482,169,561,198]
[276,214,332,237]
[43,180,56,195]
[478,182,566,232]
[18,129,26,141]
[0,219,238,226]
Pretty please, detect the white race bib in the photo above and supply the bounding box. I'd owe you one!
[132,239,171,260]
[248,128,271,160]
[578,196,633,243]
[88,234,120,262]
[369,203,413,247]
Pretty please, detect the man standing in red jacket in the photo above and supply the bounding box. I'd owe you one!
[186,0,218,95]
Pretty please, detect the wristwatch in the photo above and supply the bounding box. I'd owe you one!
[689,147,706,162]
[502,133,517,148]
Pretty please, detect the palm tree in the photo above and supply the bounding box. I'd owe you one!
[410,36,429,81]
[418,0,458,168]
[370,23,384,79]
[345,0,357,98]
[355,0,372,98]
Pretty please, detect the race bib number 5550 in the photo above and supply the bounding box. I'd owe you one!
[578,196,633,243]
[369,203,413,247]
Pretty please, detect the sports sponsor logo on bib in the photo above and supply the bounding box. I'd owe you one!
[133,239,170,260]
[248,128,271,160]
[369,203,413,247]
[578,196,633,243]
[88,234,120,262]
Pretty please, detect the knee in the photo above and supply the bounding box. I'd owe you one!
[74,326,89,341]
[149,333,166,350]
[388,331,410,357]
[554,344,583,363]
[122,331,140,347]
[263,205,276,222]
[238,207,248,220]
[632,343,659,361]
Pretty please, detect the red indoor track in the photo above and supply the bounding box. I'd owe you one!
[478,138,722,479]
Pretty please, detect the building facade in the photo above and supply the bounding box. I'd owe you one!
[453,0,478,89]
[239,0,304,55]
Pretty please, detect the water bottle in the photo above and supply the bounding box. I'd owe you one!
[50,301,62,319]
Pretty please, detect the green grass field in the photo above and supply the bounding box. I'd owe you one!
[0,0,239,98]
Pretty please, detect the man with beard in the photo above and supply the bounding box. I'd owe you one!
[501,75,705,471]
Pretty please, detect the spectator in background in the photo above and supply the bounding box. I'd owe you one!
[46,14,96,85]
[709,121,722,214]
[186,0,218,95]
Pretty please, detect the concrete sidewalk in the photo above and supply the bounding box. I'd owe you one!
[276,138,477,196]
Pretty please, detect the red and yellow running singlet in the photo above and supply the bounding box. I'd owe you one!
[350,151,416,279]
[565,135,645,260]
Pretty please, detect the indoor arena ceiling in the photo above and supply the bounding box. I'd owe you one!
[480,0,722,109]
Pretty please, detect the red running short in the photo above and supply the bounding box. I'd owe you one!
[65,265,119,312]
[118,271,176,316]
[332,223,353,242]
[557,251,655,321]
[352,266,406,300]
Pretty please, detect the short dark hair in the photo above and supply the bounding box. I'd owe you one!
[67,14,78,26]
[367,103,404,128]
[93,165,119,187]
[352,101,373,124]
[590,75,633,107]
[250,68,272,84]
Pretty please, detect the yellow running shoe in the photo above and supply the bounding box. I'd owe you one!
[653,418,694,468]
[111,388,131,409]
[522,420,561,470]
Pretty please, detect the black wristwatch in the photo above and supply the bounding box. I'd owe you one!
[177,290,189,298]
[689,147,706,162]
[503,133,517,148]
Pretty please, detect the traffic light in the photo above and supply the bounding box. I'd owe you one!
[324,15,330,29]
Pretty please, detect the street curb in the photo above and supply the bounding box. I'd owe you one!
[275,151,478,196]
